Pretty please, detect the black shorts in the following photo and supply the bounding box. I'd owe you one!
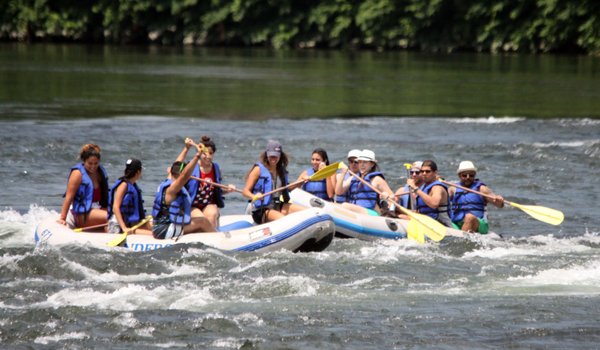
[251,202,284,224]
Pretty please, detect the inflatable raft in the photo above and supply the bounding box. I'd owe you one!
[290,189,472,241]
[34,208,335,253]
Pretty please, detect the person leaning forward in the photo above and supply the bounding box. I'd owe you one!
[448,161,504,234]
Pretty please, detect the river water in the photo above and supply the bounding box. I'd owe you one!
[1,45,600,349]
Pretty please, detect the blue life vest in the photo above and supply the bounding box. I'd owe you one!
[108,179,145,226]
[186,162,225,208]
[348,171,384,209]
[302,167,330,200]
[152,179,192,225]
[67,163,109,214]
[252,162,289,210]
[416,180,451,221]
[450,180,487,222]
[398,184,411,209]
[334,171,351,203]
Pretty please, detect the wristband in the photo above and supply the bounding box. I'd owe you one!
[412,187,419,194]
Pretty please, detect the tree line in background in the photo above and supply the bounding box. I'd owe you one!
[1,0,599,54]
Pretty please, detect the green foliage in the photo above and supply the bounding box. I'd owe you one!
[0,0,598,54]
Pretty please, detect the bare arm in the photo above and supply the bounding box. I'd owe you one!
[242,166,261,200]
[480,185,505,208]
[112,181,129,232]
[165,148,202,204]
[175,138,193,162]
[416,185,447,209]
[335,169,350,195]
[57,169,82,224]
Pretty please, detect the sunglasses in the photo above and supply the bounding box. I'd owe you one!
[410,170,421,175]
[421,169,433,174]
[348,159,358,165]
[460,173,476,178]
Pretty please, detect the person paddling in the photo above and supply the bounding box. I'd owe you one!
[242,140,305,224]
[176,135,236,232]
[334,149,361,204]
[393,161,424,219]
[448,161,504,234]
[152,140,210,239]
[107,158,152,235]
[407,160,452,227]
[337,149,395,216]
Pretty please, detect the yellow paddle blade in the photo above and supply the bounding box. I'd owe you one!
[338,161,348,169]
[106,215,152,247]
[509,202,564,226]
[310,162,341,181]
[403,163,412,170]
[405,211,446,242]
[407,219,425,243]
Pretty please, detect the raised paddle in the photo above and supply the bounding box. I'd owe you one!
[106,215,153,247]
[439,179,564,226]
[73,222,109,232]
[339,162,446,242]
[190,176,243,194]
[253,161,340,202]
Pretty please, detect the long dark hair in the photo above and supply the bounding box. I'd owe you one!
[245,151,290,186]
[312,148,330,166]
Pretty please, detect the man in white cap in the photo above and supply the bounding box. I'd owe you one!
[334,149,361,203]
[448,161,504,234]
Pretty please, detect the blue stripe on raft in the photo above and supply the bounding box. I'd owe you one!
[332,217,407,240]
[218,220,254,231]
[234,214,333,252]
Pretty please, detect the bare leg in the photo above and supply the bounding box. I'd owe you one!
[280,203,306,215]
[461,213,480,233]
[76,208,108,231]
[202,204,220,229]
[185,208,217,233]
[340,202,369,215]
[265,208,285,223]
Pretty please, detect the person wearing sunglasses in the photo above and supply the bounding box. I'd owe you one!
[334,149,361,203]
[394,161,424,217]
[407,160,452,226]
[448,161,504,234]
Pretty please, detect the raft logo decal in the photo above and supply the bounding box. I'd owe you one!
[249,227,272,241]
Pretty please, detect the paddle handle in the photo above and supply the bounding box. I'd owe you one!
[190,176,243,194]
[74,222,109,232]
[439,179,506,205]
[258,179,304,200]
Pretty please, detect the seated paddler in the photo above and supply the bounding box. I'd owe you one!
[152,141,209,239]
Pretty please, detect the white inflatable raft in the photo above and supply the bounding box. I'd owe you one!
[34,208,335,253]
[290,189,476,241]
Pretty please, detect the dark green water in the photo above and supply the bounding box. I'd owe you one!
[1,43,599,119]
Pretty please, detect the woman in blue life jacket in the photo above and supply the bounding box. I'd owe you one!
[176,136,236,232]
[337,149,395,216]
[57,143,109,230]
[297,148,335,201]
[334,149,361,203]
[242,140,306,224]
[107,158,152,235]
[152,141,208,239]
[407,160,453,227]
[448,161,504,234]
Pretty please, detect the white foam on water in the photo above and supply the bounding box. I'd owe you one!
[445,116,525,124]
[34,331,88,345]
[252,275,320,297]
[0,205,56,247]
[37,282,217,311]
[508,261,600,287]
[531,140,599,148]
